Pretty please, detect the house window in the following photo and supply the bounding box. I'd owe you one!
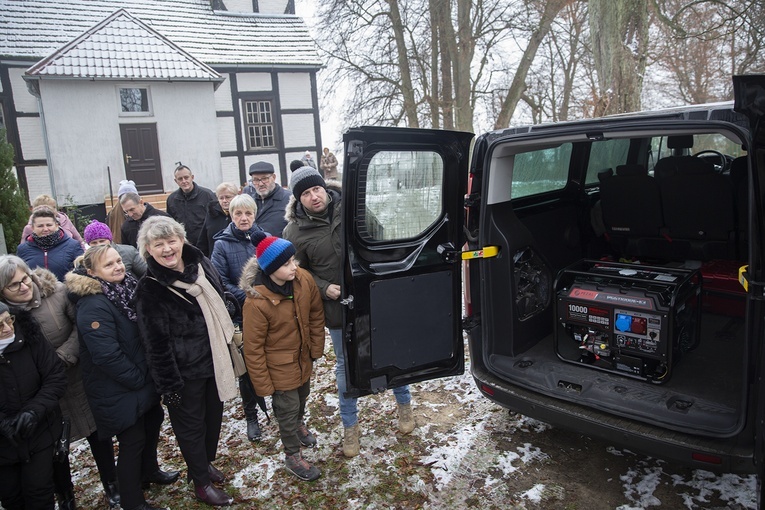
[119,87,152,115]
[244,100,275,149]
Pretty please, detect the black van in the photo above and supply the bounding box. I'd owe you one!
[339,75,765,491]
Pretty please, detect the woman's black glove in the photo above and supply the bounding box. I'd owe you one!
[162,392,182,408]
[14,410,38,440]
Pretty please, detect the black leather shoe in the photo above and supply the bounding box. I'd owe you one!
[103,480,120,508]
[194,483,233,506]
[126,503,169,510]
[142,469,180,488]
[56,490,76,510]
[186,463,226,486]
[208,463,226,484]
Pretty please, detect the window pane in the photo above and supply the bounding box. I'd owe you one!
[243,100,275,149]
[361,151,443,241]
[512,143,572,198]
[120,88,149,112]
[586,139,630,184]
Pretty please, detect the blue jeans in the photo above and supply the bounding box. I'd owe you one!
[329,328,411,428]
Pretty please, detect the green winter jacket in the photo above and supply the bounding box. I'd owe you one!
[282,181,343,329]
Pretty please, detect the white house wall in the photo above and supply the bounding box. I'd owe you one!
[15,117,47,160]
[214,75,232,111]
[219,156,242,188]
[278,73,312,109]
[217,117,238,152]
[9,68,38,113]
[236,73,271,92]
[281,113,316,148]
[37,79,221,204]
[25,165,53,202]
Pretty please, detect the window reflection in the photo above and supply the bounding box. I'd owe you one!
[362,151,443,241]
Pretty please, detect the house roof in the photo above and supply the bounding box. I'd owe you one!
[0,0,322,68]
[25,9,224,83]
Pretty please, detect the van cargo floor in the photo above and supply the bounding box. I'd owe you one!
[486,313,746,436]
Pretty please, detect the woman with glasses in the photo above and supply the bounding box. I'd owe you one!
[0,300,66,509]
[0,255,119,508]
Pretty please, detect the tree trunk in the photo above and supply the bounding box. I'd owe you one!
[386,0,419,127]
[588,0,649,116]
[494,0,570,129]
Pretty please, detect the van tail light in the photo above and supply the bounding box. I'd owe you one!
[480,384,495,396]
[691,452,723,465]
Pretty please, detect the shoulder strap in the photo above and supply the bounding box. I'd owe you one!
[147,276,193,305]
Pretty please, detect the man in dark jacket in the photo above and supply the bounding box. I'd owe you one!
[119,192,170,248]
[241,161,291,236]
[166,165,217,250]
[283,167,415,459]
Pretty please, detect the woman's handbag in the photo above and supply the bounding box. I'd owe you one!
[229,324,247,378]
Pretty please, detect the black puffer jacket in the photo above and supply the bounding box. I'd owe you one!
[166,183,217,253]
[0,311,66,464]
[197,200,230,257]
[134,244,225,394]
[66,271,159,438]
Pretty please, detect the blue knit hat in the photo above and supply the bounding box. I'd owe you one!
[255,236,296,276]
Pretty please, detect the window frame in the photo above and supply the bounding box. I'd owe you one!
[117,85,153,117]
[240,94,278,151]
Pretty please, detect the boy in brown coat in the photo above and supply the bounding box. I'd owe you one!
[240,234,325,481]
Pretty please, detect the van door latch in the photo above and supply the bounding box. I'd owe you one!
[438,243,500,263]
[738,266,765,299]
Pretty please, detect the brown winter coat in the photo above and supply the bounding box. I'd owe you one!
[239,257,325,397]
[6,268,97,440]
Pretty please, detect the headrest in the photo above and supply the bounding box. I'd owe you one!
[615,164,647,177]
[667,135,694,150]
[597,168,613,182]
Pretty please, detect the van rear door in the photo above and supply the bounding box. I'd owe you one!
[733,73,765,505]
[340,127,473,397]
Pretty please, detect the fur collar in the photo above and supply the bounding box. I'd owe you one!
[65,269,102,298]
[239,256,263,298]
[284,180,342,224]
[31,267,60,299]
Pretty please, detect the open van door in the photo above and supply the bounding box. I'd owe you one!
[733,74,765,507]
[340,127,473,397]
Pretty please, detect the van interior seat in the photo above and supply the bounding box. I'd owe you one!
[653,134,709,181]
[659,159,735,259]
[598,164,665,257]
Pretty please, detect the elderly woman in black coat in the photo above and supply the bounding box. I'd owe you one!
[0,254,117,509]
[0,301,67,509]
[134,216,236,507]
[66,245,178,510]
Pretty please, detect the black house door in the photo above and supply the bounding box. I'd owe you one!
[120,123,163,194]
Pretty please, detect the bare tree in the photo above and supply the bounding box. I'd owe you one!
[588,0,650,115]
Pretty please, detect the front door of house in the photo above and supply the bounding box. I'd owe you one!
[120,123,163,194]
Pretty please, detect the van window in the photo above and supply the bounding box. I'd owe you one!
[360,150,444,241]
[585,138,631,185]
[512,143,572,199]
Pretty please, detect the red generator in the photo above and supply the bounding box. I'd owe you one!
[554,260,701,384]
